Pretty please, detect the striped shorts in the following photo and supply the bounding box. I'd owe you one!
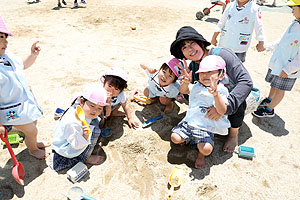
[265,69,296,91]
[172,121,214,146]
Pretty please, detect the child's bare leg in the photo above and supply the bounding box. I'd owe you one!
[143,88,158,104]
[171,132,185,145]
[14,122,50,159]
[111,105,125,117]
[85,155,104,165]
[159,97,174,113]
[223,127,238,153]
[196,143,213,168]
[267,87,276,100]
[267,88,285,110]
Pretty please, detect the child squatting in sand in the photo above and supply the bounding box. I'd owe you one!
[100,67,139,129]
[50,84,108,171]
[171,55,230,168]
[140,58,182,113]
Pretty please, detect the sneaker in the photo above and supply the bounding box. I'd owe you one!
[58,2,62,7]
[74,2,79,7]
[54,108,65,120]
[258,98,271,108]
[62,0,67,5]
[252,107,275,118]
[81,0,87,4]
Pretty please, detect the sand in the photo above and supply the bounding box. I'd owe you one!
[1,0,300,199]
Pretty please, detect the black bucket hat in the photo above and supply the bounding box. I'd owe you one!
[170,26,211,60]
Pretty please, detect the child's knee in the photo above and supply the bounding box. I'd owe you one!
[171,132,184,144]
[197,143,213,156]
[159,97,171,105]
[143,88,149,97]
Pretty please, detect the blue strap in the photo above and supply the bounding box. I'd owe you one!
[210,47,222,56]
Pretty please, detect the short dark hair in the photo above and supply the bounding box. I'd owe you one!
[178,40,205,59]
[160,63,178,82]
[103,75,127,91]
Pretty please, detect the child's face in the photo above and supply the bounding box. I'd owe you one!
[157,68,176,87]
[198,70,223,87]
[80,100,103,119]
[181,40,204,62]
[103,82,121,97]
[0,33,8,56]
[237,0,250,7]
[292,6,300,19]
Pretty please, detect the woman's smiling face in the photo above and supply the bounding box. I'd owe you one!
[181,40,204,61]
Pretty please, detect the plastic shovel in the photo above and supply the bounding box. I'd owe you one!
[75,105,91,135]
[0,126,25,185]
[142,115,163,128]
[167,165,183,200]
[67,186,97,200]
[130,89,152,104]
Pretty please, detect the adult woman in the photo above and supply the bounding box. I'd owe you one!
[170,26,253,152]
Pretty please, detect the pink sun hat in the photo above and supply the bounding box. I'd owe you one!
[0,16,13,36]
[100,67,128,83]
[196,55,226,73]
[82,84,109,106]
[167,58,183,77]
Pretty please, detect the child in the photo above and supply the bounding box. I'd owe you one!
[171,55,230,168]
[253,0,300,118]
[211,0,265,62]
[100,67,139,128]
[50,84,107,171]
[140,58,182,113]
[0,16,50,159]
[170,26,253,153]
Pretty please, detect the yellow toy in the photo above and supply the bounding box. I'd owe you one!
[75,105,91,135]
[167,165,183,200]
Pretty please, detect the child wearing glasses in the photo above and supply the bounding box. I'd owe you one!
[171,55,230,168]
[140,58,182,113]
[0,16,50,159]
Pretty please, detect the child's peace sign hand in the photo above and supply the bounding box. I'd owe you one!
[177,59,192,84]
[208,75,218,96]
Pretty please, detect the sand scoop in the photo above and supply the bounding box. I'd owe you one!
[0,126,25,185]
[167,165,183,200]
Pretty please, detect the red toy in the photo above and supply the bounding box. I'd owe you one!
[196,0,230,20]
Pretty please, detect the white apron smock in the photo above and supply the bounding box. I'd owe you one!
[268,21,300,78]
[182,82,231,135]
[218,1,263,53]
[0,50,43,125]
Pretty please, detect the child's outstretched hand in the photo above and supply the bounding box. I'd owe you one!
[128,118,139,129]
[140,63,157,74]
[31,41,41,56]
[208,75,218,96]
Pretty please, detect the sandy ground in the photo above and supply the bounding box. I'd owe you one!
[1,0,300,199]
